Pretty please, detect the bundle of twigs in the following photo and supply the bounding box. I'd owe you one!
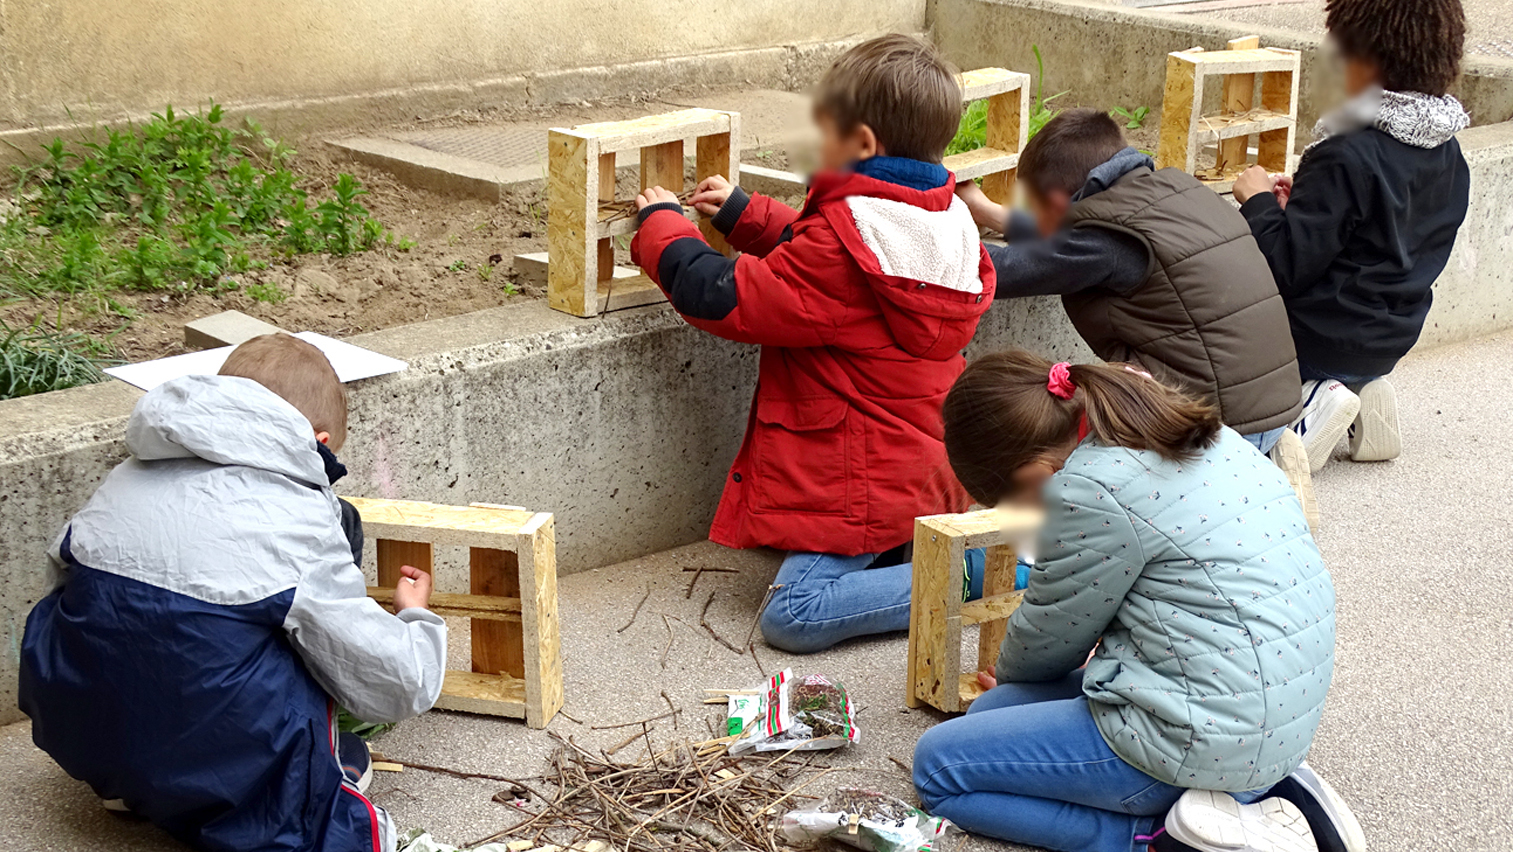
[469,730,837,852]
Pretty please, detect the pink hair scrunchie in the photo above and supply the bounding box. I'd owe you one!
[1047,362,1076,400]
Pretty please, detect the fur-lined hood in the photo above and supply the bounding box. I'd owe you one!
[1310,86,1470,152]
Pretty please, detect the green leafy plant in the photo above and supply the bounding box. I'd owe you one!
[947,44,1068,157]
[336,707,395,741]
[0,102,390,313]
[0,317,116,400]
[1111,105,1151,130]
[245,280,289,304]
[447,259,467,272]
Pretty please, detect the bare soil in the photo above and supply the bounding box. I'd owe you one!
[1,143,550,363]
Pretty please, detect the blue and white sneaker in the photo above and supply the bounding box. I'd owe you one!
[1268,764,1368,852]
[1292,381,1360,474]
[1166,789,1318,852]
[1348,379,1400,463]
[338,731,374,794]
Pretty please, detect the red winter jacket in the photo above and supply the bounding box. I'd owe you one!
[631,168,996,556]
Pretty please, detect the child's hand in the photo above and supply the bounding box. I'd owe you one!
[1271,174,1294,210]
[955,181,1008,232]
[976,669,999,691]
[392,564,434,612]
[1231,165,1273,204]
[689,175,734,216]
[635,186,681,211]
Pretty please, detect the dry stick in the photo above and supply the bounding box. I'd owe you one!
[617,584,654,633]
[699,591,743,654]
[659,614,675,669]
[749,644,766,678]
[684,566,705,599]
[679,566,738,573]
[888,755,912,774]
[605,729,646,756]
[660,690,679,729]
[590,708,681,730]
[744,584,780,651]
[388,758,531,786]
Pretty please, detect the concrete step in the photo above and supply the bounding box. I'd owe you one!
[328,88,811,201]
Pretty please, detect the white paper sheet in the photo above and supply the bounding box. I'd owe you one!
[104,332,407,391]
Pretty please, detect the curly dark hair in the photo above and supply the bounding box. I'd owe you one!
[1326,0,1466,96]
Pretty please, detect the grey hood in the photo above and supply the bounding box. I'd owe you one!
[1311,86,1470,151]
[1072,147,1156,203]
[126,374,328,487]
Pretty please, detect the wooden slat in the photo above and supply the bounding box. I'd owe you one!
[961,589,1026,627]
[367,587,523,622]
[517,513,564,728]
[1218,35,1261,174]
[696,125,738,256]
[1197,110,1294,144]
[563,108,732,153]
[958,672,988,709]
[917,506,1043,549]
[943,147,1019,181]
[1158,52,1201,172]
[547,129,599,317]
[1257,69,1298,172]
[345,497,535,550]
[974,545,1018,673]
[376,539,432,588]
[958,67,1030,101]
[595,273,666,314]
[432,670,528,718]
[908,516,966,712]
[1172,46,1300,75]
[640,140,685,193]
[471,547,526,680]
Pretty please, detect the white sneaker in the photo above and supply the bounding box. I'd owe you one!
[1166,789,1318,852]
[1269,764,1368,852]
[1348,379,1400,462]
[1269,429,1319,535]
[1292,381,1360,474]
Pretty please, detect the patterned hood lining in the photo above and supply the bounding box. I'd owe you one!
[1310,85,1470,152]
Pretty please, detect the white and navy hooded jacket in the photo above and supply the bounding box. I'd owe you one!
[19,374,447,852]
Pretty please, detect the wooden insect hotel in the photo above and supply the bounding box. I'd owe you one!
[946,68,1033,204]
[546,109,741,318]
[348,497,563,728]
[906,507,1042,713]
[1156,36,1302,193]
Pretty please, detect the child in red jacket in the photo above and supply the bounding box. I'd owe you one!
[632,34,995,653]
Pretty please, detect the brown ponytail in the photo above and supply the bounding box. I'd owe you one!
[943,350,1221,505]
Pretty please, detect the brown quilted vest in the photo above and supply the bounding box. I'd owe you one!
[1062,166,1302,434]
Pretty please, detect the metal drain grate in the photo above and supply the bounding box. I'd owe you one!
[391,126,549,169]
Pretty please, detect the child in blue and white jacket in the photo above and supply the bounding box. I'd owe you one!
[20,333,444,852]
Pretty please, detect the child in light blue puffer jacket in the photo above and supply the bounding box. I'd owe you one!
[913,351,1365,852]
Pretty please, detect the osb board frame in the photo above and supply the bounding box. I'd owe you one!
[905,507,1041,713]
[1156,43,1301,194]
[947,68,1032,204]
[547,108,741,318]
[348,496,564,728]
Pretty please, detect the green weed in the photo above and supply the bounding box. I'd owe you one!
[0,102,389,311]
[0,317,116,400]
[447,259,467,272]
[245,281,289,304]
[947,44,1067,157]
[1111,105,1151,130]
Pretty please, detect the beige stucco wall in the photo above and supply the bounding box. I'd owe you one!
[0,0,923,130]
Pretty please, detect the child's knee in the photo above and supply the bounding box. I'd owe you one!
[911,726,954,806]
[758,601,828,654]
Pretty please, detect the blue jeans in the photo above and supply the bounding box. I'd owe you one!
[1242,425,1287,455]
[760,549,1010,654]
[913,673,1265,852]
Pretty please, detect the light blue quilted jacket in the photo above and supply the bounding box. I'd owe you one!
[996,428,1335,791]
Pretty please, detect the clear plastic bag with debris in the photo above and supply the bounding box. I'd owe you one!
[781,788,957,852]
[726,669,858,754]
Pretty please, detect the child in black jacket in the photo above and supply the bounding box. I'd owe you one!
[1233,0,1470,473]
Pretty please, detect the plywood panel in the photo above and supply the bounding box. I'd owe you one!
[547,130,598,316]
[974,545,1019,673]
[376,539,433,588]
[471,547,525,681]
[517,513,564,728]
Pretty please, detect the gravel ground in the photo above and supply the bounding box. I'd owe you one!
[2,329,1512,851]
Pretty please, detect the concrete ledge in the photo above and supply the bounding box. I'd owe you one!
[932,0,1513,134]
[0,37,875,170]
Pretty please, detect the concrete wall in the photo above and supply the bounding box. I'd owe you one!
[0,0,920,148]
[931,0,1513,135]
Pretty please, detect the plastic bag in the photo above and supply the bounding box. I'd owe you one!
[726,669,858,754]
[781,788,956,852]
